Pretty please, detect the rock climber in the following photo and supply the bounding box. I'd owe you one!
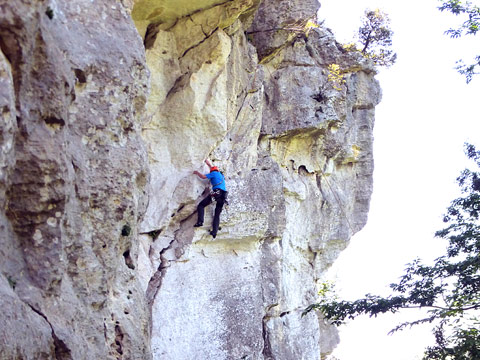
[193,159,227,239]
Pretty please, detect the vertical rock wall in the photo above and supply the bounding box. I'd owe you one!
[0,0,381,359]
[133,0,381,359]
[0,1,151,358]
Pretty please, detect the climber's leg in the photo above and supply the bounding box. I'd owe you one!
[210,195,225,238]
[195,195,211,227]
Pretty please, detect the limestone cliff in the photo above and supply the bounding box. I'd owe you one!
[0,0,380,359]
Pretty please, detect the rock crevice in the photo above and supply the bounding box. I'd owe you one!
[28,304,73,360]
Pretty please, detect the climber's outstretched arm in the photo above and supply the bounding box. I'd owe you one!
[193,171,207,179]
[205,159,213,171]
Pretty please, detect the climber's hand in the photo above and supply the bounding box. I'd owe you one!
[193,171,206,179]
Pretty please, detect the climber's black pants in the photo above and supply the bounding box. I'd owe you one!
[196,190,226,236]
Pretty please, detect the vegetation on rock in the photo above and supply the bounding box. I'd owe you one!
[438,0,480,82]
[341,9,398,68]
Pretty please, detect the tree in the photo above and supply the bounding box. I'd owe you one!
[438,0,480,82]
[304,143,480,359]
[357,9,397,67]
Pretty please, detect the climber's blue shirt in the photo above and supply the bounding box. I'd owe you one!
[206,171,226,191]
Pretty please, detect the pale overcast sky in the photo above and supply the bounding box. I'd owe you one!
[317,0,480,359]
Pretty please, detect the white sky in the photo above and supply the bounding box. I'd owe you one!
[317,0,480,359]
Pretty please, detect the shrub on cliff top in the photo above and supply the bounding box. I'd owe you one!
[357,9,397,67]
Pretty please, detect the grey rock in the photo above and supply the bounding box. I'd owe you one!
[1,0,150,358]
[0,0,381,359]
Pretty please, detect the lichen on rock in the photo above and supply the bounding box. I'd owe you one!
[0,0,381,359]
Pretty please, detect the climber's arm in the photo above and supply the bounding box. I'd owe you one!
[193,171,207,179]
[205,159,213,171]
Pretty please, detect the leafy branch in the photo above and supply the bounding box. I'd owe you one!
[357,9,397,67]
[305,143,480,359]
[439,0,480,82]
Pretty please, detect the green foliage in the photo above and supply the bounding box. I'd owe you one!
[326,64,346,91]
[438,0,480,82]
[305,143,480,359]
[282,17,321,38]
[303,280,338,317]
[317,280,337,300]
[357,9,397,67]
[439,1,480,37]
[424,320,480,359]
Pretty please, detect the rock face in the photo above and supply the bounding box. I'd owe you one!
[0,0,381,359]
[1,1,150,359]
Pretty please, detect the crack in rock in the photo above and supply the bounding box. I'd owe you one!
[145,237,175,306]
[261,315,274,360]
[114,324,124,358]
[145,215,196,306]
[28,305,72,360]
[180,26,219,59]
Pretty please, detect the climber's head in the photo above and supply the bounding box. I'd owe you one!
[210,166,219,172]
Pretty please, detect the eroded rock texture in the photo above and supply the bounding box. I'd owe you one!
[1,1,150,359]
[0,0,381,359]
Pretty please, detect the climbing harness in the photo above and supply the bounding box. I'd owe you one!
[210,188,229,206]
[210,188,222,200]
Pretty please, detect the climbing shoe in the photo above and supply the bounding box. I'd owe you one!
[194,222,203,227]
[209,230,216,239]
